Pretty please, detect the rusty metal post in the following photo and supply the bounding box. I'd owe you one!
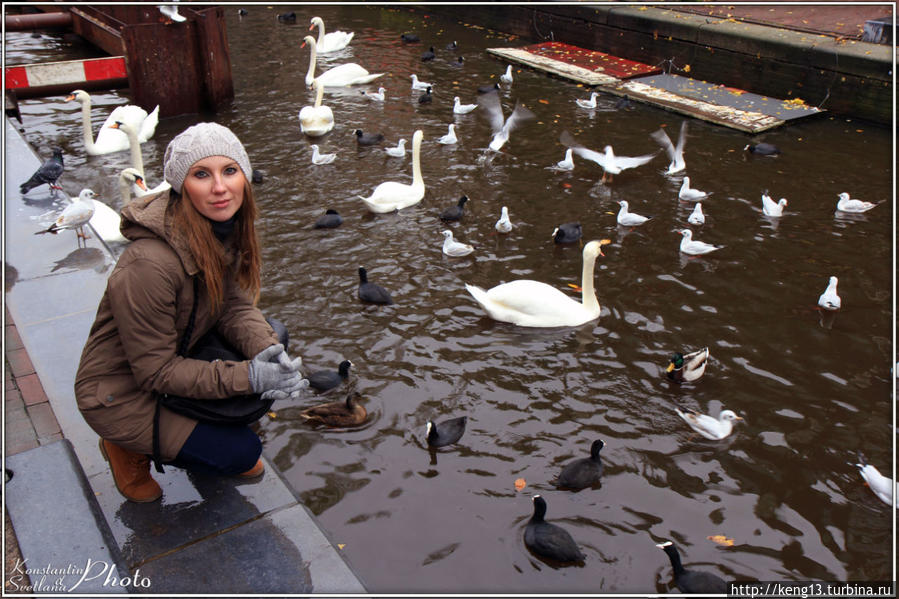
[5,12,73,31]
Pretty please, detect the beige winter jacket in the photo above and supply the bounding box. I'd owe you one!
[75,191,279,461]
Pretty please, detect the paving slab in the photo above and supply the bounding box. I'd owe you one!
[5,440,130,594]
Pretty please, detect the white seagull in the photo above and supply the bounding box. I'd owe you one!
[500,65,514,84]
[856,454,897,508]
[410,74,432,90]
[442,230,474,257]
[678,176,710,201]
[761,191,788,217]
[675,407,743,440]
[361,87,386,102]
[453,96,478,114]
[554,148,575,171]
[836,192,876,213]
[437,124,458,145]
[649,121,687,175]
[157,3,186,23]
[678,229,722,256]
[560,131,656,183]
[817,276,841,310]
[687,203,705,225]
[36,188,97,239]
[385,138,406,158]
[495,206,513,233]
[616,200,650,227]
[310,144,336,165]
[575,92,599,110]
[478,93,535,152]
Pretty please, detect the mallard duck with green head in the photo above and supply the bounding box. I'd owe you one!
[665,347,709,383]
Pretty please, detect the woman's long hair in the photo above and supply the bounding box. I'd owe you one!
[172,180,261,311]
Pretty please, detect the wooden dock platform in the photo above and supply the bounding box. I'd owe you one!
[488,42,823,133]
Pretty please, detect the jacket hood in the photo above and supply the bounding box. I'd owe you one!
[120,191,199,275]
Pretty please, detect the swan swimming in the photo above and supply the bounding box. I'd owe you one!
[299,79,335,137]
[309,16,354,53]
[66,89,159,156]
[359,130,425,213]
[465,239,611,328]
[303,36,383,87]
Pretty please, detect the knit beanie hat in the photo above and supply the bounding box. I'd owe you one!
[163,122,252,194]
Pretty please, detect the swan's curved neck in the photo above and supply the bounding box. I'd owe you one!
[79,98,97,153]
[119,175,133,206]
[316,22,326,45]
[305,41,317,86]
[314,80,324,108]
[121,125,144,175]
[411,134,424,188]
[580,252,600,314]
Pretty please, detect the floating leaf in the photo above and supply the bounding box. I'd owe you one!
[267,411,277,419]
[514,478,526,491]
[683,64,691,73]
[338,543,346,550]
[538,99,549,104]
[707,535,734,546]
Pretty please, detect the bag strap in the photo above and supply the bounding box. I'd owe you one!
[153,277,200,473]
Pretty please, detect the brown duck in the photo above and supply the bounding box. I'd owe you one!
[299,392,367,427]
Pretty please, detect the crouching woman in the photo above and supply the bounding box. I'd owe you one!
[75,123,304,503]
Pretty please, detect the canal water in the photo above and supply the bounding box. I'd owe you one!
[5,5,894,594]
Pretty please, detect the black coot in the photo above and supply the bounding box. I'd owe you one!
[555,439,604,490]
[524,495,585,564]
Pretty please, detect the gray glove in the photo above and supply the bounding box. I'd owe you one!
[248,344,308,400]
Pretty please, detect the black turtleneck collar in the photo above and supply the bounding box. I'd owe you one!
[210,215,237,241]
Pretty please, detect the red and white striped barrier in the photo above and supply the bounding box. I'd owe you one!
[5,56,127,92]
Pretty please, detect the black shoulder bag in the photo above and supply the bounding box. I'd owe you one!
[152,277,277,472]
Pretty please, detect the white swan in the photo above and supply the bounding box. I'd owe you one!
[299,79,334,137]
[303,36,383,87]
[108,121,170,197]
[309,16,354,53]
[90,168,146,243]
[465,239,611,328]
[359,130,424,213]
[66,89,159,156]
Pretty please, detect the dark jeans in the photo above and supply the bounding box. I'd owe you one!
[167,317,288,476]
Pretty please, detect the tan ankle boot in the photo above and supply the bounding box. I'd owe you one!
[99,439,162,503]
[238,458,265,478]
